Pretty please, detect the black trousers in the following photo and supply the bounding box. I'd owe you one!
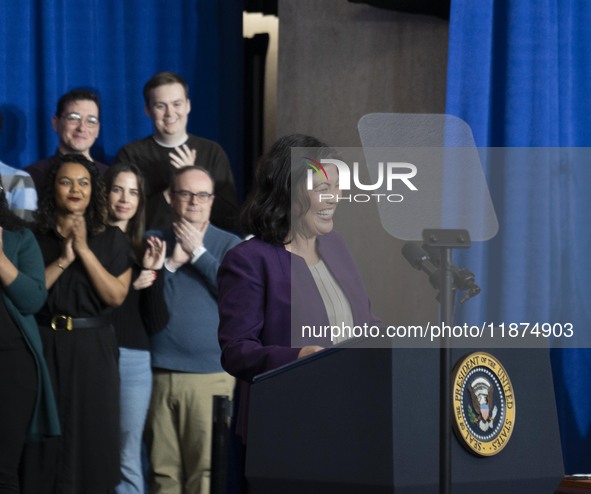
[0,346,37,494]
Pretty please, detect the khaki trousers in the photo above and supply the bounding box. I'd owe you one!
[145,371,235,494]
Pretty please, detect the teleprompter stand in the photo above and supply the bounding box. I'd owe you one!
[422,228,472,494]
[246,111,563,491]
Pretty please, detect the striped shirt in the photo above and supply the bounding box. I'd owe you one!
[0,161,38,221]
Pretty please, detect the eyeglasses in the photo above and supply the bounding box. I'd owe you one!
[172,190,213,203]
[61,112,100,128]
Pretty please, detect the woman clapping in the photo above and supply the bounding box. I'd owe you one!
[23,154,132,494]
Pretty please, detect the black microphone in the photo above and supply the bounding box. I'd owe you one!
[402,242,481,303]
[401,242,440,289]
[452,267,480,292]
[452,267,480,303]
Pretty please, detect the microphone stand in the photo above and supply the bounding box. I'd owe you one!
[422,228,472,494]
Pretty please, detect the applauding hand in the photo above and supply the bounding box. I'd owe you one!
[169,144,197,169]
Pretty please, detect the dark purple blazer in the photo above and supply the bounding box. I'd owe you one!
[217,231,380,439]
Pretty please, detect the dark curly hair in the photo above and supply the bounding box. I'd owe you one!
[35,154,108,235]
[104,162,146,255]
[241,134,335,245]
[0,176,29,232]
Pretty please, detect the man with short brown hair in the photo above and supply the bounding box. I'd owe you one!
[114,71,239,231]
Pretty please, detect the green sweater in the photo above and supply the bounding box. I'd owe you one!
[2,228,60,440]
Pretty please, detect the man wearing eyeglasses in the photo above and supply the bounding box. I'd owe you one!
[25,89,108,199]
[145,165,239,494]
[114,71,239,232]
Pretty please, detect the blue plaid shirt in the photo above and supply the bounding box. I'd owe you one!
[0,161,38,221]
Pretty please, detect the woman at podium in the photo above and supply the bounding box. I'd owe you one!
[217,134,380,441]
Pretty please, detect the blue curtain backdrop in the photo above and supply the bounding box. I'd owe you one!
[0,0,244,194]
[446,1,591,473]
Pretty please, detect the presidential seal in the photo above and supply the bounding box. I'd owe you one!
[451,352,516,456]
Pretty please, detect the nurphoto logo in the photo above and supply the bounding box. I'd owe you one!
[305,158,418,203]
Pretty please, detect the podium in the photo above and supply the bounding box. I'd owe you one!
[246,344,563,493]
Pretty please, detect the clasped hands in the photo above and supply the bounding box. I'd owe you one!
[57,214,90,269]
[133,236,167,290]
[165,218,208,271]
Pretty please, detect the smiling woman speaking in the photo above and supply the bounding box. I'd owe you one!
[217,134,381,446]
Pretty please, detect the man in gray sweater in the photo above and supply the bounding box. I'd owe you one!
[145,166,240,494]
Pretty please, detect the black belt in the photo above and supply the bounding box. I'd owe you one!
[38,315,110,331]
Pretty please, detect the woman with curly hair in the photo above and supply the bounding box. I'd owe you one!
[22,154,133,494]
[0,177,60,494]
